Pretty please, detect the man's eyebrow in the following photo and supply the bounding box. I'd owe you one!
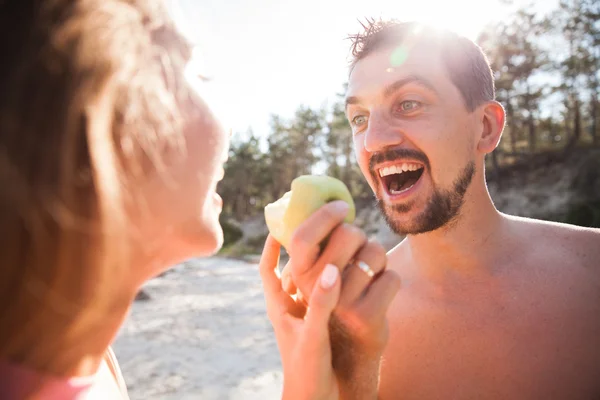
[345,75,439,111]
[345,95,360,109]
[383,75,439,98]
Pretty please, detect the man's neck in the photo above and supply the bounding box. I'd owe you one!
[404,181,506,282]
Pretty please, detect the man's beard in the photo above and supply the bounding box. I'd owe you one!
[376,161,475,235]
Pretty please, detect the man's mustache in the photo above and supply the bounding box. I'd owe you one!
[368,148,430,177]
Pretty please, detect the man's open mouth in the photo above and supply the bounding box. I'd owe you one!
[379,162,425,195]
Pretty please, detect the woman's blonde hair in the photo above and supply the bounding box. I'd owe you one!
[0,0,194,368]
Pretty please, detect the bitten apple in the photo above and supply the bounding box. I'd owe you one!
[264,175,356,249]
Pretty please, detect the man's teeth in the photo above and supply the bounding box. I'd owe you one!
[379,163,422,177]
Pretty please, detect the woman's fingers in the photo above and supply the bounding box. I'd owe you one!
[280,264,297,295]
[318,223,368,277]
[303,264,342,352]
[259,235,303,320]
[287,201,351,276]
[289,222,368,305]
[339,240,387,306]
[356,270,402,323]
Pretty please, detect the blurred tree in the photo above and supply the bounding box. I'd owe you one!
[219,130,268,220]
[478,5,548,158]
[552,0,599,153]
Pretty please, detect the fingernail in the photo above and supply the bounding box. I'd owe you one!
[320,264,339,289]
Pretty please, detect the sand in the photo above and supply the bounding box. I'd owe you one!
[112,257,284,400]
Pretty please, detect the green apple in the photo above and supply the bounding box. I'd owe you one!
[264,175,356,249]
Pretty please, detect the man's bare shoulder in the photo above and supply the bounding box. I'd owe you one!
[504,213,600,269]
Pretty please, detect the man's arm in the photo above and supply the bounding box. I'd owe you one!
[329,315,385,400]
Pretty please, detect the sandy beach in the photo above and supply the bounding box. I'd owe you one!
[112,257,283,400]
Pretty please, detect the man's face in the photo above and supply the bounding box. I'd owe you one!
[346,45,479,235]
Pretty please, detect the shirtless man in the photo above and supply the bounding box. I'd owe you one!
[277,20,600,399]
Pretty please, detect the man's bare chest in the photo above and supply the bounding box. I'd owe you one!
[379,289,600,399]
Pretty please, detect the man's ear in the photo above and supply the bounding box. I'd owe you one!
[477,101,505,154]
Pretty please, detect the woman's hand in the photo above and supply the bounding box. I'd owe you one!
[262,201,400,399]
[260,235,342,400]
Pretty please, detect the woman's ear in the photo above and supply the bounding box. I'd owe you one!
[477,101,505,154]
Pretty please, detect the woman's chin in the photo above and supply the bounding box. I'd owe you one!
[140,225,224,285]
[188,220,224,257]
[202,229,224,256]
[159,215,225,264]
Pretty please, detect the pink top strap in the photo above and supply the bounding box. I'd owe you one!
[0,360,94,399]
[0,348,128,399]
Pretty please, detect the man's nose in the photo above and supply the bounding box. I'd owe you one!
[363,111,404,153]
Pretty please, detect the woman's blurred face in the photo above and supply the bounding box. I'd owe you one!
[178,93,230,256]
[130,89,230,275]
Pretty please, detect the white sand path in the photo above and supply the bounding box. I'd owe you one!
[113,257,284,400]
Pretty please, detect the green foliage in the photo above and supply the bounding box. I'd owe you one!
[219,216,243,247]
[245,234,269,249]
[565,201,600,228]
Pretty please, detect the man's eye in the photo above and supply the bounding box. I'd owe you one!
[352,115,368,126]
[399,100,421,112]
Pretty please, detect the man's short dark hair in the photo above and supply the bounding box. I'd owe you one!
[348,19,495,111]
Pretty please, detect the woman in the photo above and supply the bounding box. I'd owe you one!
[0,0,353,398]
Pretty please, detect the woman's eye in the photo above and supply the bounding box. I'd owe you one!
[352,115,368,127]
[399,100,421,112]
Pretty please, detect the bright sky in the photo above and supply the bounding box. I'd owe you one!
[169,0,532,137]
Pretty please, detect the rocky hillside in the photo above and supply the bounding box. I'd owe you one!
[488,148,600,225]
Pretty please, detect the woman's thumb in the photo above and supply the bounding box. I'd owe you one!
[304,264,341,342]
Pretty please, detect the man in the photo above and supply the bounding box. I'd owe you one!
[280,20,600,399]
